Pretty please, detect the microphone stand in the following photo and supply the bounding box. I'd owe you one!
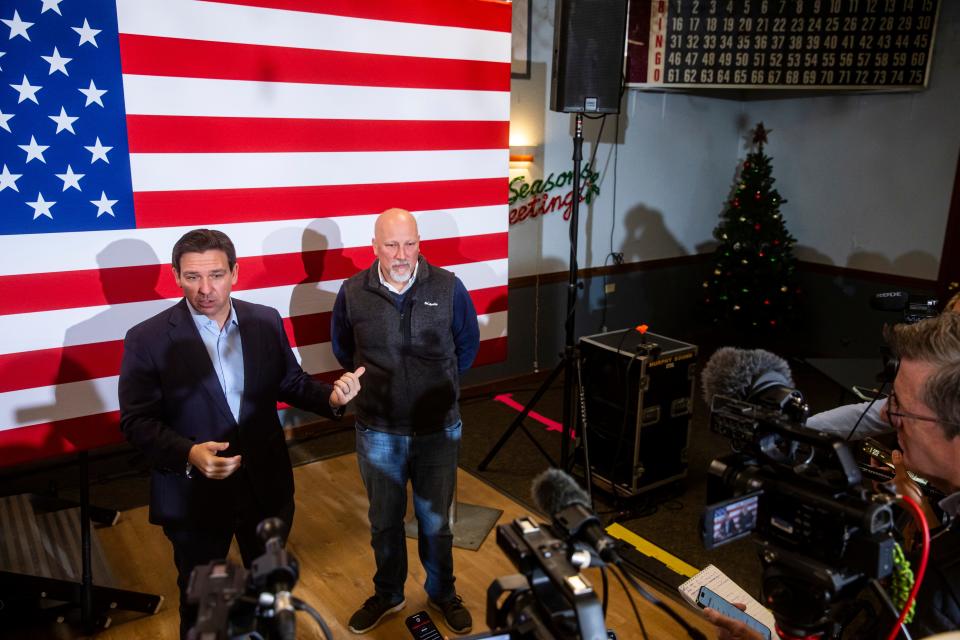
[480,113,586,475]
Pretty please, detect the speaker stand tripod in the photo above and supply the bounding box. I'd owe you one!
[479,114,593,498]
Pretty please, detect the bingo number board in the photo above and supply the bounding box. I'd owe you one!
[626,0,941,90]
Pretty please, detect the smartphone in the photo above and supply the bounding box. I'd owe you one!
[862,437,894,467]
[861,438,932,488]
[701,492,760,550]
[405,610,443,640]
[697,586,771,640]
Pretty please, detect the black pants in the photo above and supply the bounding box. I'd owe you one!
[163,483,295,639]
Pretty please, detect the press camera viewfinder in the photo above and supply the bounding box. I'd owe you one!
[702,492,761,550]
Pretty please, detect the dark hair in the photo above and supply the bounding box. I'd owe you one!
[172,229,237,273]
[885,313,960,438]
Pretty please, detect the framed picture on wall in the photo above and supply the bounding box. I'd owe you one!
[511,0,531,79]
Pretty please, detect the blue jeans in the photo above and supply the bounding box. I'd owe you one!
[355,421,461,603]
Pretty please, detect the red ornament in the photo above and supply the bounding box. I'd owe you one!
[770,319,777,326]
[763,299,770,305]
[754,223,761,230]
[733,198,741,208]
[744,161,751,169]
[759,251,765,257]
[755,191,762,201]
[773,239,780,245]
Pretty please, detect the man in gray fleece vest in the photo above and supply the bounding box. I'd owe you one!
[331,208,480,635]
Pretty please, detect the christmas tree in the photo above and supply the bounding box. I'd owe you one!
[703,123,798,331]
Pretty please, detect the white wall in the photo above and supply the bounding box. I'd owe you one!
[509,0,960,281]
[746,1,960,280]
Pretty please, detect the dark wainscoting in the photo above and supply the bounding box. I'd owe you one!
[465,256,938,386]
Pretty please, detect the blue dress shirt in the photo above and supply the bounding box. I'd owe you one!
[186,298,244,423]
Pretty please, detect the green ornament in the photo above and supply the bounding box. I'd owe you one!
[890,542,916,623]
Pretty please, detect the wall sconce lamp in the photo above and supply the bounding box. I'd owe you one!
[509,146,536,166]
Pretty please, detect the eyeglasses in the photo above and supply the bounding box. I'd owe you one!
[885,392,960,428]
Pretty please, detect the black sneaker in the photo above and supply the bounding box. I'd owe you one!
[348,594,405,634]
[428,594,472,634]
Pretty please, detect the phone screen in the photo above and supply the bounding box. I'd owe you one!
[405,611,443,640]
[697,586,771,640]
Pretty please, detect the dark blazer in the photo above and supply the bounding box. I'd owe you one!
[119,298,335,526]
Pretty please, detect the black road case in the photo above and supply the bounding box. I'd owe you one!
[579,330,697,497]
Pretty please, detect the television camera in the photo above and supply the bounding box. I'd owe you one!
[463,469,706,640]
[867,291,941,386]
[701,348,899,639]
[185,517,332,640]
[870,291,939,326]
[470,515,610,640]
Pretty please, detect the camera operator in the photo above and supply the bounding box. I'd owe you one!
[805,291,960,441]
[706,312,960,638]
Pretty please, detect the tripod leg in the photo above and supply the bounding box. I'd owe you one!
[478,359,564,470]
[80,452,94,633]
[30,494,120,527]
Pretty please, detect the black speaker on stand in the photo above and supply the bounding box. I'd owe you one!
[479,0,628,497]
[551,0,629,114]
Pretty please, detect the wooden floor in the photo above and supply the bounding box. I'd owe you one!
[88,453,713,639]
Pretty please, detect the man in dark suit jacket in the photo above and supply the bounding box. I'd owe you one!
[119,228,364,638]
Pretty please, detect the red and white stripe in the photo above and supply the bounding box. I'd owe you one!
[0,0,511,466]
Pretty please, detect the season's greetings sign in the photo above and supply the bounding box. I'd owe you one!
[508,163,600,225]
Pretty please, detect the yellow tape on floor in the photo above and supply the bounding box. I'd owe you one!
[605,522,700,578]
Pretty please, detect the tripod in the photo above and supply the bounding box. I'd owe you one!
[479,113,591,485]
[0,452,162,632]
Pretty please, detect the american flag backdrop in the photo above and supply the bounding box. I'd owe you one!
[0,0,511,467]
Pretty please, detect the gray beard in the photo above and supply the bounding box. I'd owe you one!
[390,262,411,283]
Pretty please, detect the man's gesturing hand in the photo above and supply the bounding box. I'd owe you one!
[188,441,242,479]
[330,366,366,407]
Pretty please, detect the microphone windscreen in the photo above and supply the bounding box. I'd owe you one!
[531,468,590,515]
[701,347,794,406]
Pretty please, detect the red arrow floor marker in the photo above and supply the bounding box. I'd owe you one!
[493,393,575,439]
